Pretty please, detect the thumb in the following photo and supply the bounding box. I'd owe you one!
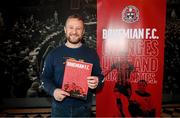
[61,90,70,96]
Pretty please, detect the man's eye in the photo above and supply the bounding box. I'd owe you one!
[68,27,74,29]
[67,26,82,30]
[76,27,81,30]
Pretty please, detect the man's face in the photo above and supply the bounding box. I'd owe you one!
[137,82,147,92]
[64,18,84,44]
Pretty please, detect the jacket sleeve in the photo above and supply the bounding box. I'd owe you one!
[40,53,56,96]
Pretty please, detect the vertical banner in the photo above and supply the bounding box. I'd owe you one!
[96,0,166,117]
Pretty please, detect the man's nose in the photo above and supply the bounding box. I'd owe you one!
[72,28,77,34]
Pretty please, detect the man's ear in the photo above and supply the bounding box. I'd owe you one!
[64,26,66,33]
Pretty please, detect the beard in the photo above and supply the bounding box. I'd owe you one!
[66,34,82,44]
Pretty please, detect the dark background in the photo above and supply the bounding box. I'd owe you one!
[0,0,179,107]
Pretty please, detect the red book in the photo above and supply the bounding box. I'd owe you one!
[62,59,93,100]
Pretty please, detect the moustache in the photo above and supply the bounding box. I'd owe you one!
[70,34,79,36]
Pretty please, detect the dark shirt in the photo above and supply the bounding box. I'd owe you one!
[40,44,104,107]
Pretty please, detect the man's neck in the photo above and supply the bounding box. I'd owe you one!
[65,42,82,48]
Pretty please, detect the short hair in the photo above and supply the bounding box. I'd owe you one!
[138,80,147,86]
[65,14,85,27]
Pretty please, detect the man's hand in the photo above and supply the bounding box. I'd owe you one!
[53,88,70,101]
[87,76,99,89]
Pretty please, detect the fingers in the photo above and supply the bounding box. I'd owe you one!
[87,76,99,89]
[61,90,70,96]
[53,88,70,101]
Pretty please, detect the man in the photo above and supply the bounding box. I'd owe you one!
[112,61,134,117]
[40,14,104,117]
[129,80,156,117]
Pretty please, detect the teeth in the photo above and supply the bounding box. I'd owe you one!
[71,35,77,36]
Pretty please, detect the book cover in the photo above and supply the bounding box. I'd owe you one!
[62,59,93,100]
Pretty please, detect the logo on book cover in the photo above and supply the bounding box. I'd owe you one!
[122,5,139,23]
[66,61,91,70]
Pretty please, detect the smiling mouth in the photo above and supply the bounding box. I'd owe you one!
[70,34,78,37]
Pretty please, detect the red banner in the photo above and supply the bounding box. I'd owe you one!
[96,0,166,117]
